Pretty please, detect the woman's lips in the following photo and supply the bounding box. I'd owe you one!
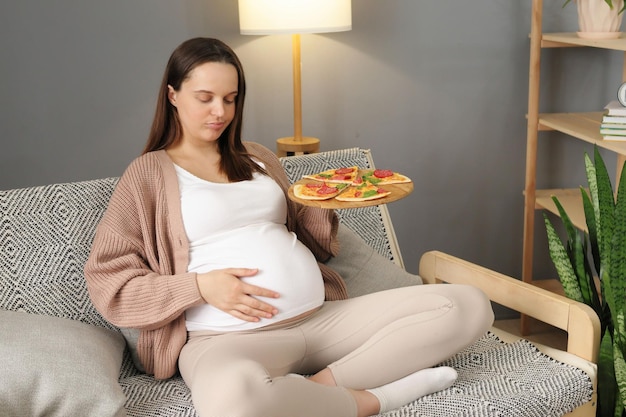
[206,122,225,130]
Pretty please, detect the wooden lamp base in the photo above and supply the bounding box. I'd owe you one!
[276,136,320,157]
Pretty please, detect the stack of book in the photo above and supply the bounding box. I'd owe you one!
[601,100,626,141]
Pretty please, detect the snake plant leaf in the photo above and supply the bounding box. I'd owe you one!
[582,185,601,274]
[608,162,626,340]
[544,213,584,303]
[586,152,601,231]
[581,188,603,314]
[613,327,626,414]
[603,303,614,339]
[598,331,618,417]
[583,158,606,325]
[615,310,626,359]
[552,195,578,244]
[551,196,593,305]
[573,233,595,307]
[593,147,616,267]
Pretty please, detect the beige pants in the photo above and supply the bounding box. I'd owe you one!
[179,284,494,417]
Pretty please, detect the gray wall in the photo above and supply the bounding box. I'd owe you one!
[2,1,623,290]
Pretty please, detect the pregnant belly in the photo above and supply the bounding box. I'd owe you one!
[185,224,326,332]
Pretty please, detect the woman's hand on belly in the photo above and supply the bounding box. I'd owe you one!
[196,268,280,322]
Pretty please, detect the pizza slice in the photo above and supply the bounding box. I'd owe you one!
[355,169,411,185]
[293,182,348,200]
[335,182,391,202]
[303,166,359,184]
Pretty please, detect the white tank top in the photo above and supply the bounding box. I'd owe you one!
[175,164,325,332]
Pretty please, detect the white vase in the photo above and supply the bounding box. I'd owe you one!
[577,0,624,39]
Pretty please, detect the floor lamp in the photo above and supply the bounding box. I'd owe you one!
[238,0,352,156]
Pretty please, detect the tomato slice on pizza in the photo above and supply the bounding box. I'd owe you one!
[335,182,391,202]
[293,182,348,200]
[303,166,359,184]
[355,169,411,185]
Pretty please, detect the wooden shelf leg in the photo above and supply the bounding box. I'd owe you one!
[521,0,544,336]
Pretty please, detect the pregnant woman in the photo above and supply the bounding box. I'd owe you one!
[84,37,494,417]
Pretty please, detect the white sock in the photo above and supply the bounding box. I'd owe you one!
[366,367,458,413]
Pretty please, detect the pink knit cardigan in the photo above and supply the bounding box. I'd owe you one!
[84,142,347,379]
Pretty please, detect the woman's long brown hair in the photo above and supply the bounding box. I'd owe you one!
[143,38,264,181]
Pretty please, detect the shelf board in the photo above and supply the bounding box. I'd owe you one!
[541,32,626,51]
[538,112,626,156]
[535,188,587,231]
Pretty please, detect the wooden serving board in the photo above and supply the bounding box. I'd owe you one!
[288,172,414,209]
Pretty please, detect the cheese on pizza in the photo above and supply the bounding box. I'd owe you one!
[335,182,391,202]
[293,183,347,200]
[303,166,359,184]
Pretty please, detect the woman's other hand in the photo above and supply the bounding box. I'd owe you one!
[196,268,279,322]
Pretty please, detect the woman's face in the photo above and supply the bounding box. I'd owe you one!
[168,61,238,147]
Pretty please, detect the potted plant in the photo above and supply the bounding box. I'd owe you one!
[563,0,625,38]
[544,146,626,417]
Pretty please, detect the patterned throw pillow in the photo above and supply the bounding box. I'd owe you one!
[327,224,422,298]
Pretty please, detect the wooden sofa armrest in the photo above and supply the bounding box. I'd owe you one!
[418,251,601,363]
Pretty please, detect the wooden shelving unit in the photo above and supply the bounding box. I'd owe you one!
[522,0,626,334]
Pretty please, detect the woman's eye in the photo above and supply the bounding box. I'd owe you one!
[196,94,236,104]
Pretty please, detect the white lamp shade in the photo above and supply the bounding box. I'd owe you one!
[238,0,352,35]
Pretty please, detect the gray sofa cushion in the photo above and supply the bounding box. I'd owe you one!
[327,224,422,297]
[0,310,127,417]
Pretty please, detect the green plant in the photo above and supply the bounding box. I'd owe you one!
[544,146,626,417]
[563,0,626,15]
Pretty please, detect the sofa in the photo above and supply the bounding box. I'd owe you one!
[0,147,598,417]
